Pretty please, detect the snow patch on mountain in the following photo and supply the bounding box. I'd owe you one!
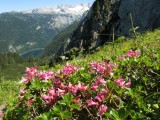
[22,3,92,16]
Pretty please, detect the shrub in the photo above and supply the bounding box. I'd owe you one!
[3,49,159,120]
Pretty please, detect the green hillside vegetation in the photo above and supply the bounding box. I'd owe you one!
[0,52,45,79]
[0,52,51,104]
[0,52,23,69]
[1,29,160,119]
[0,12,65,53]
[44,21,79,57]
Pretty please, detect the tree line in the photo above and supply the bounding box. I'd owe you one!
[0,52,23,69]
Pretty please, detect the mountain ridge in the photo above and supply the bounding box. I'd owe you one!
[21,3,91,15]
[53,0,160,61]
[0,3,91,55]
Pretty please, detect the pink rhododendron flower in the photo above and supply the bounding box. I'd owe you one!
[41,94,58,105]
[20,77,30,83]
[18,95,23,100]
[117,56,124,60]
[89,62,106,74]
[91,83,99,91]
[41,94,49,100]
[38,70,54,81]
[48,88,55,96]
[67,82,78,94]
[0,112,3,117]
[115,78,131,88]
[62,64,78,77]
[125,81,131,88]
[125,49,140,58]
[76,82,88,92]
[135,50,141,57]
[68,82,73,90]
[47,70,54,76]
[20,88,25,95]
[115,78,125,87]
[89,61,117,76]
[55,70,61,77]
[73,99,80,105]
[97,91,106,100]
[98,104,108,116]
[95,96,102,102]
[54,78,61,88]
[71,87,78,95]
[96,77,106,85]
[25,66,38,78]
[38,71,48,80]
[25,98,35,106]
[100,88,108,94]
[104,62,116,76]
[87,99,98,106]
[72,95,81,105]
[46,70,54,80]
[57,88,66,96]
[60,82,67,89]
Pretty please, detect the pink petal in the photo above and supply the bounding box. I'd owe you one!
[98,104,108,116]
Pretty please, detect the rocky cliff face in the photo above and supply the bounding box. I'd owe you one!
[58,0,160,55]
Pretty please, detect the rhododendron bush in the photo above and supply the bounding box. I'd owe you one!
[3,49,160,120]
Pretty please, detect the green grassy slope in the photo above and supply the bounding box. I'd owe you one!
[1,29,160,119]
[63,29,160,68]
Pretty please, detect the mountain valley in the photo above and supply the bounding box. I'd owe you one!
[0,4,91,56]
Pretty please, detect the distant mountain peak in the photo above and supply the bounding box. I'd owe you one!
[22,3,92,15]
[0,3,92,55]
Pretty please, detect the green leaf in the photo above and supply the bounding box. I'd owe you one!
[118,108,127,119]
[35,113,48,120]
[105,112,115,120]
[110,110,121,120]
[62,111,72,119]
[58,100,66,106]
[70,104,80,110]
[62,93,73,106]
[53,105,61,112]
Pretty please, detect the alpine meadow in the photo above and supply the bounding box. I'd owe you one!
[0,0,160,120]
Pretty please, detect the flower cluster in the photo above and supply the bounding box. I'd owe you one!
[19,64,79,106]
[21,62,131,117]
[16,50,138,119]
[61,63,78,78]
[115,77,131,88]
[18,88,26,100]
[38,70,54,81]
[40,74,109,116]
[125,49,140,58]
[117,49,141,60]
[89,61,118,76]
[20,66,54,83]
[25,66,38,78]
[41,81,88,105]
[98,104,108,116]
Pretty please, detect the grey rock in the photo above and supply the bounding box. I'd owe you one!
[59,0,160,55]
[117,0,160,36]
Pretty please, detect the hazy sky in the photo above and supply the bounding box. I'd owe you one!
[0,0,95,13]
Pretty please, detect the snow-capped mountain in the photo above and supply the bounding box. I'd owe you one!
[22,3,91,15]
[0,3,91,55]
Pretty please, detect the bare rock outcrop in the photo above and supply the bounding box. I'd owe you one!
[55,0,160,59]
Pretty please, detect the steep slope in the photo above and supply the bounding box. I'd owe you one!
[3,29,160,120]
[55,0,160,57]
[0,4,91,54]
[0,12,58,53]
[43,21,79,57]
